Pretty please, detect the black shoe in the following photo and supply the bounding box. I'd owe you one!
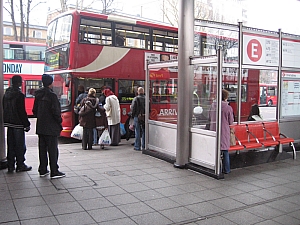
[39,170,50,177]
[16,165,32,172]
[8,167,15,173]
[50,171,66,179]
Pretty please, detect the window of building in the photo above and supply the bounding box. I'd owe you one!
[3,27,12,35]
[33,30,42,38]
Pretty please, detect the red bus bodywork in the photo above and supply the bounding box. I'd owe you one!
[258,83,277,106]
[3,41,45,116]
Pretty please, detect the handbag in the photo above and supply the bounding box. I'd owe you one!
[230,128,236,146]
[98,129,111,145]
[71,124,83,140]
[138,113,145,124]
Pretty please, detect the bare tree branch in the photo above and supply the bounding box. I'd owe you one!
[30,1,46,12]
[9,0,18,40]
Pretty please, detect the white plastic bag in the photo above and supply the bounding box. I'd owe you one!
[193,106,203,115]
[71,124,83,140]
[98,129,111,146]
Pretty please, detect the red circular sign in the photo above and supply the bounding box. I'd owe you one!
[247,39,262,62]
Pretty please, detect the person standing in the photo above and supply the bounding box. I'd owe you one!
[76,86,89,105]
[131,87,146,151]
[99,85,106,106]
[33,74,65,179]
[3,75,32,173]
[103,88,121,146]
[209,89,234,174]
[78,88,99,150]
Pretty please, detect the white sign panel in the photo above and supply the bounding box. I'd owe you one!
[3,62,44,75]
[145,52,178,71]
[243,34,279,66]
[281,72,300,117]
[282,40,300,68]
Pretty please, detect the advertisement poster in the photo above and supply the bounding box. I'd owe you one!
[281,73,300,117]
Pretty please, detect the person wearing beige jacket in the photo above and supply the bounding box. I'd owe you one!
[103,89,121,146]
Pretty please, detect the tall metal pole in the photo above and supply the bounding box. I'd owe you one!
[174,0,194,168]
[237,22,243,124]
[215,49,223,176]
[0,0,7,169]
[277,29,282,121]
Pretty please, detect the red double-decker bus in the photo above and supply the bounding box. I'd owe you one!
[45,10,259,137]
[44,10,179,137]
[3,41,45,116]
[258,83,277,106]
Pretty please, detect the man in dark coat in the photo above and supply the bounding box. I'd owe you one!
[130,87,146,151]
[33,74,65,179]
[3,75,32,173]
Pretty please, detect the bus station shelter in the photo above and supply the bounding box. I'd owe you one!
[143,0,300,179]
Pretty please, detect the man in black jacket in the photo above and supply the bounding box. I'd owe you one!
[3,75,32,173]
[33,74,65,179]
[130,87,146,151]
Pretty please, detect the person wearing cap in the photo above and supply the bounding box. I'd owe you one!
[33,74,65,179]
[3,75,32,173]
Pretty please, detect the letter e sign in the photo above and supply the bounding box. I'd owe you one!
[247,39,262,62]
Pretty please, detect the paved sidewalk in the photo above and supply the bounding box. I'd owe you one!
[1,140,300,225]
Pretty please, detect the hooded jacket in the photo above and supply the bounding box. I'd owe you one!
[209,101,234,150]
[33,87,62,136]
[78,96,98,128]
[3,86,30,129]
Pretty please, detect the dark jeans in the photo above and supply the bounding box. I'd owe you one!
[134,117,145,150]
[7,127,26,169]
[222,150,230,173]
[82,127,93,149]
[38,135,59,173]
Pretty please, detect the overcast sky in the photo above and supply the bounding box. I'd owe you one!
[3,0,300,35]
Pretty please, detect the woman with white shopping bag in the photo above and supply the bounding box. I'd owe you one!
[103,88,121,146]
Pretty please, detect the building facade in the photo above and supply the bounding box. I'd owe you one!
[3,21,47,43]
